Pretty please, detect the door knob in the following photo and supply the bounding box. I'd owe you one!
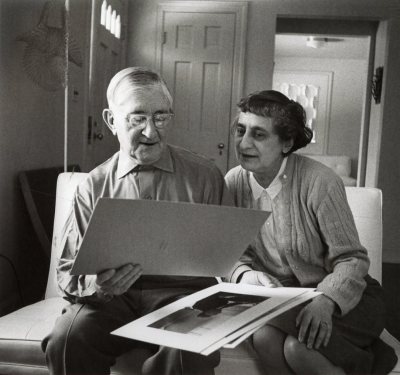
[217,143,225,155]
[94,132,104,140]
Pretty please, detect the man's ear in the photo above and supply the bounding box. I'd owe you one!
[102,109,117,135]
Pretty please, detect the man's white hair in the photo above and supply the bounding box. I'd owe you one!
[106,66,173,109]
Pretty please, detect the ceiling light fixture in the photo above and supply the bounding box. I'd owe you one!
[306,36,328,49]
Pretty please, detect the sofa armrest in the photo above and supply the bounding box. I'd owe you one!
[341,175,357,186]
[0,255,22,317]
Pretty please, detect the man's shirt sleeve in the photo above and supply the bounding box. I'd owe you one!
[203,163,233,206]
[56,186,99,303]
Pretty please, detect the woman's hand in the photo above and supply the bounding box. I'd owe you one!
[95,263,142,301]
[239,270,283,287]
[296,294,336,349]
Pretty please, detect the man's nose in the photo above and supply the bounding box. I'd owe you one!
[141,119,158,138]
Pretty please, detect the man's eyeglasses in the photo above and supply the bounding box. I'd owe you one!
[126,113,174,129]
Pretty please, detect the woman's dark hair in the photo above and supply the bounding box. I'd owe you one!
[233,90,313,154]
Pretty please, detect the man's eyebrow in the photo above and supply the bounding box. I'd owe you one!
[128,109,170,115]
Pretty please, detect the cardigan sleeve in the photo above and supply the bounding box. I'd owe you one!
[315,180,370,315]
[225,167,253,282]
[228,245,255,283]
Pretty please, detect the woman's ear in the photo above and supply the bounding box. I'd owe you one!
[282,138,294,154]
[102,109,117,135]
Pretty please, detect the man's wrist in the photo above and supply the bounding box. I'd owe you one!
[95,288,114,302]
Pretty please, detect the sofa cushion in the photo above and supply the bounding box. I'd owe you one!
[0,255,22,317]
[0,297,69,369]
[0,295,263,375]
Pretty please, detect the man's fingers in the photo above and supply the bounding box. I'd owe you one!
[96,264,141,288]
[116,269,143,294]
[108,264,141,286]
[96,269,116,284]
[113,265,142,290]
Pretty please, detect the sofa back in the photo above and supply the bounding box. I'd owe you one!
[345,187,382,283]
[45,173,383,298]
[303,154,351,177]
[45,172,89,298]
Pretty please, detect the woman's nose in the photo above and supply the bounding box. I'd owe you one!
[239,131,252,148]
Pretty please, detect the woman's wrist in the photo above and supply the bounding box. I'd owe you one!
[236,270,251,283]
[319,294,337,313]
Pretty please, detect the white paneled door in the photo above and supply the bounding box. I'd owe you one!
[158,3,247,173]
[87,0,126,169]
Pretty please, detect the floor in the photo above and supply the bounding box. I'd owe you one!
[382,263,400,340]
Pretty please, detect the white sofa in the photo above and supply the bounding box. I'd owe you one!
[0,173,398,375]
[303,154,357,186]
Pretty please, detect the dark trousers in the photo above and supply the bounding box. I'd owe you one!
[42,278,220,375]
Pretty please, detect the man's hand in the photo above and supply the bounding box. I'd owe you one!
[296,294,336,349]
[95,263,142,301]
[239,270,282,287]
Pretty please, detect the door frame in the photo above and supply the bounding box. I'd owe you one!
[82,0,128,171]
[155,1,248,170]
[275,18,382,187]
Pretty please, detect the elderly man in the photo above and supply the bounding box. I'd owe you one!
[42,67,229,375]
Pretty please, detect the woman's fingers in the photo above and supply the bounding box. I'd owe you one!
[306,319,320,349]
[240,270,282,287]
[314,321,327,349]
[297,309,312,344]
[257,272,279,287]
[322,321,332,347]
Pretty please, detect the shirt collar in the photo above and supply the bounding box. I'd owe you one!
[117,146,174,179]
[249,157,288,200]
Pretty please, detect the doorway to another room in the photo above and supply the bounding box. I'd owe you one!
[273,19,377,187]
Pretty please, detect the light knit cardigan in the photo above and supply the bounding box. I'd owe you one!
[225,153,370,316]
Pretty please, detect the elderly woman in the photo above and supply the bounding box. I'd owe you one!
[225,90,396,375]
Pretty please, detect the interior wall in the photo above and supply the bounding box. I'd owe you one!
[274,57,368,178]
[0,0,87,306]
[376,17,400,264]
[127,0,400,263]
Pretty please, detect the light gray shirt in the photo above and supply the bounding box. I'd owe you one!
[248,157,293,278]
[57,144,231,303]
